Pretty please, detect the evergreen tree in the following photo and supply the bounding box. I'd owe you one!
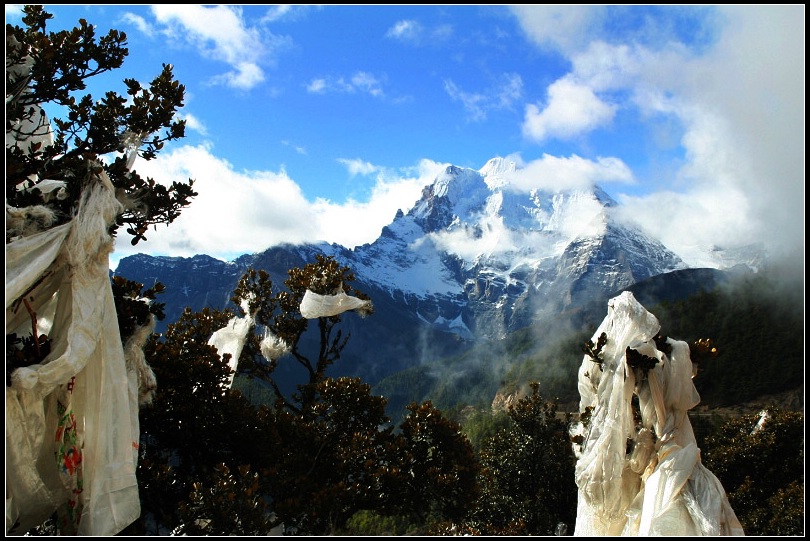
[6,6,195,534]
[122,305,274,535]
[127,257,481,535]
[435,382,577,535]
[6,5,196,247]
[396,400,481,526]
[264,376,397,535]
[701,408,804,536]
[6,4,196,384]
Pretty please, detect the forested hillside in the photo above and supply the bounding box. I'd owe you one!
[375,258,804,423]
[646,271,803,408]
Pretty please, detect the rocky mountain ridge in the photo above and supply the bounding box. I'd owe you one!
[115,157,762,388]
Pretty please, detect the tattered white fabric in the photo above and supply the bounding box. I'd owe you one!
[207,296,256,387]
[299,287,371,319]
[6,171,142,535]
[571,291,743,536]
[123,309,158,406]
[259,327,289,362]
[207,315,254,387]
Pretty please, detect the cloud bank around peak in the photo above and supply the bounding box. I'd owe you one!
[510,5,805,266]
[111,147,440,269]
[506,154,634,193]
[64,4,799,274]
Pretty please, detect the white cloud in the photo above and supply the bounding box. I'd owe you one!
[306,72,386,97]
[350,72,384,97]
[445,73,524,122]
[508,153,634,192]
[443,80,487,122]
[385,19,454,45]
[570,41,646,91]
[522,77,616,141]
[310,171,429,249]
[497,74,524,108]
[282,140,307,155]
[386,19,423,42]
[113,144,315,264]
[430,219,520,262]
[617,6,806,263]
[148,5,291,90]
[510,5,606,55]
[178,112,206,136]
[338,158,379,177]
[512,5,805,266]
[111,145,433,268]
[262,5,292,23]
[427,205,607,264]
[120,12,153,37]
[306,78,327,93]
[614,186,757,267]
[260,4,318,24]
[680,6,805,261]
[210,61,265,90]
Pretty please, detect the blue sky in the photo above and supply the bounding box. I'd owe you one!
[6,5,805,271]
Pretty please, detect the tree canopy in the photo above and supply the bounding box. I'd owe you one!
[6,4,196,247]
[701,408,804,536]
[6,5,195,534]
[434,383,578,535]
[125,259,480,536]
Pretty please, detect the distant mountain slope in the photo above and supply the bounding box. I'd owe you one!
[374,262,802,423]
[342,157,687,339]
[373,266,737,419]
[114,157,775,407]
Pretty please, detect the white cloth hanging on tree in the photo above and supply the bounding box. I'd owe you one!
[299,286,371,319]
[6,170,145,536]
[570,291,744,536]
[207,297,256,388]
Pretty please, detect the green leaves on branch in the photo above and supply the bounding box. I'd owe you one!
[6,5,196,246]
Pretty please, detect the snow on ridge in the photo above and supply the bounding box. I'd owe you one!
[419,311,473,339]
[479,156,517,189]
[546,190,607,239]
[432,165,487,203]
[289,156,732,303]
[353,160,624,298]
[382,213,424,243]
[350,222,461,297]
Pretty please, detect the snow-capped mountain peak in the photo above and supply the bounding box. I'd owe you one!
[113,156,763,391]
[479,156,517,189]
[339,158,687,338]
[400,161,615,264]
[117,157,703,342]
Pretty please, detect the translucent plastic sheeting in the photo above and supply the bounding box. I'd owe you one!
[299,287,371,319]
[570,291,744,536]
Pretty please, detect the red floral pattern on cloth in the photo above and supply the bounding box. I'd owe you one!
[55,377,84,534]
